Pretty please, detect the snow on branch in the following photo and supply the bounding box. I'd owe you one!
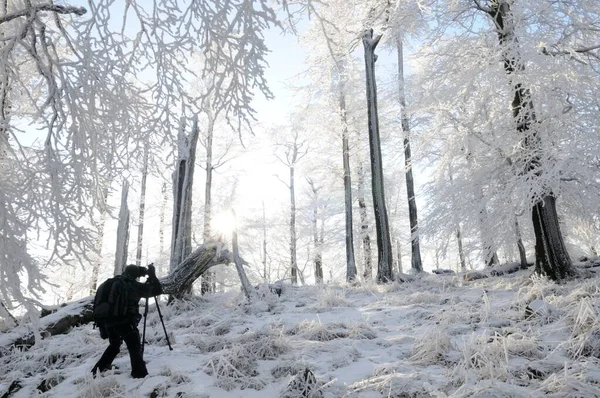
[0,4,86,25]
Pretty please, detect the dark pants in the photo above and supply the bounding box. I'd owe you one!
[92,323,148,378]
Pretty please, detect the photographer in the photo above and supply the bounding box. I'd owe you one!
[92,264,162,379]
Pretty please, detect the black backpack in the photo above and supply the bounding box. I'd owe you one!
[93,276,130,326]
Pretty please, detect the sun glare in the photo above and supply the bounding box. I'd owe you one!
[211,211,237,237]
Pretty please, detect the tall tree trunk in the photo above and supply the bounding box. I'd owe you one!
[396,36,423,273]
[357,160,373,280]
[290,163,298,285]
[363,29,393,283]
[158,182,167,275]
[484,0,574,281]
[231,211,253,299]
[308,179,324,284]
[170,116,200,291]
[201,108,216,295]
[262,201,269,282]
[135,141,149,266]
[340,89,357,282]
[114,181,130,276]
[479,204,499,267]
[515,217,528,269]
[89,170,112,293]
[396,238,403,274]
[456,225,466,271]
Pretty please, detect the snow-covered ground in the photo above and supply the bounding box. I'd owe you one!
[2,268,600,397]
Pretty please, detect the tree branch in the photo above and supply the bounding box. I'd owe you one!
[0,4,86,25]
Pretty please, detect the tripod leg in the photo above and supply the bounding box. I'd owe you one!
[141,297,149,356]
[154,296,173,351]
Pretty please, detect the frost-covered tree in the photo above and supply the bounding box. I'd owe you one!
[416,0,600,279]
[274,125,309,285]
[0,0,281,312]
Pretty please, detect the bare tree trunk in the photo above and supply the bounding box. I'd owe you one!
[515,217,528,269]
[479,205,499,267]
[308,179,324,284]
[113,181,130,276]
[135,141,149,266]
[340,90,357,282]
[290,164,298,285]
[456,225,466,271]
[363,29,393,283]
[396,36,423,273]
[261,201,268,281]
[232,211,253,299]
[158,182,167,274]
[201,108,216,295]
[89,177,111,294]
[395,238,403,274]
[356,160,373,281]
[484,0,574,280]
[170,116,200,297]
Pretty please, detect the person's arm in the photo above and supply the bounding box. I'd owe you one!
[129,265,162,298]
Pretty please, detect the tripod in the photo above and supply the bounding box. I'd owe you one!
[142,296,173,355]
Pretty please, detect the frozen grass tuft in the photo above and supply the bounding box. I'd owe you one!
[310,287,351,310]
[348,371,441,398]
[77,374,127,398]
[452,332,509,384]
[410,326,454,365]
[159,366,192,384]
[204,344,265,391]
[347,322,377,340]
[287,320,348,341]
[539,362,600,397]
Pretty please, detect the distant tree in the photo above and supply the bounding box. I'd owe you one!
[307,178,325,283]
[274,127,309,285]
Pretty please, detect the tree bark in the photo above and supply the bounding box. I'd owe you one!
[396,36,423,273]
[290,163,298,285]
[135,141,150,266]
[356,159,373,281]
[89,174,111,294]
[262,201,269,282]
[395,238,403,274]
[158,182,168,274]
[484,0,574,281]
[231,211,253,299]
[363,29,393,283]
[308,179,324,284]
[1,242,234,351]
[456,225,466,271]
[340,89,357,282]
[201,107,216,295]
[170,116,200,274]
[113,181,130,276]
[515,217,528,269]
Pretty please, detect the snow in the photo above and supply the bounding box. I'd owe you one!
[2,269,600,397]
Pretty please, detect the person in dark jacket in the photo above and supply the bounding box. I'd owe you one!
[92,264,162,378]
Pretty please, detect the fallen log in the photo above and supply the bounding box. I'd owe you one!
[0,242,232,352]
[464,261,533,281]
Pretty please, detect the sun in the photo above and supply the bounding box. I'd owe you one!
[211,211,237,238]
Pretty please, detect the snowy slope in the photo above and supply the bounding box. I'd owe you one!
[2,269,600,397]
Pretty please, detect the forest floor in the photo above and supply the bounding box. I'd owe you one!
[2,264,600,397]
